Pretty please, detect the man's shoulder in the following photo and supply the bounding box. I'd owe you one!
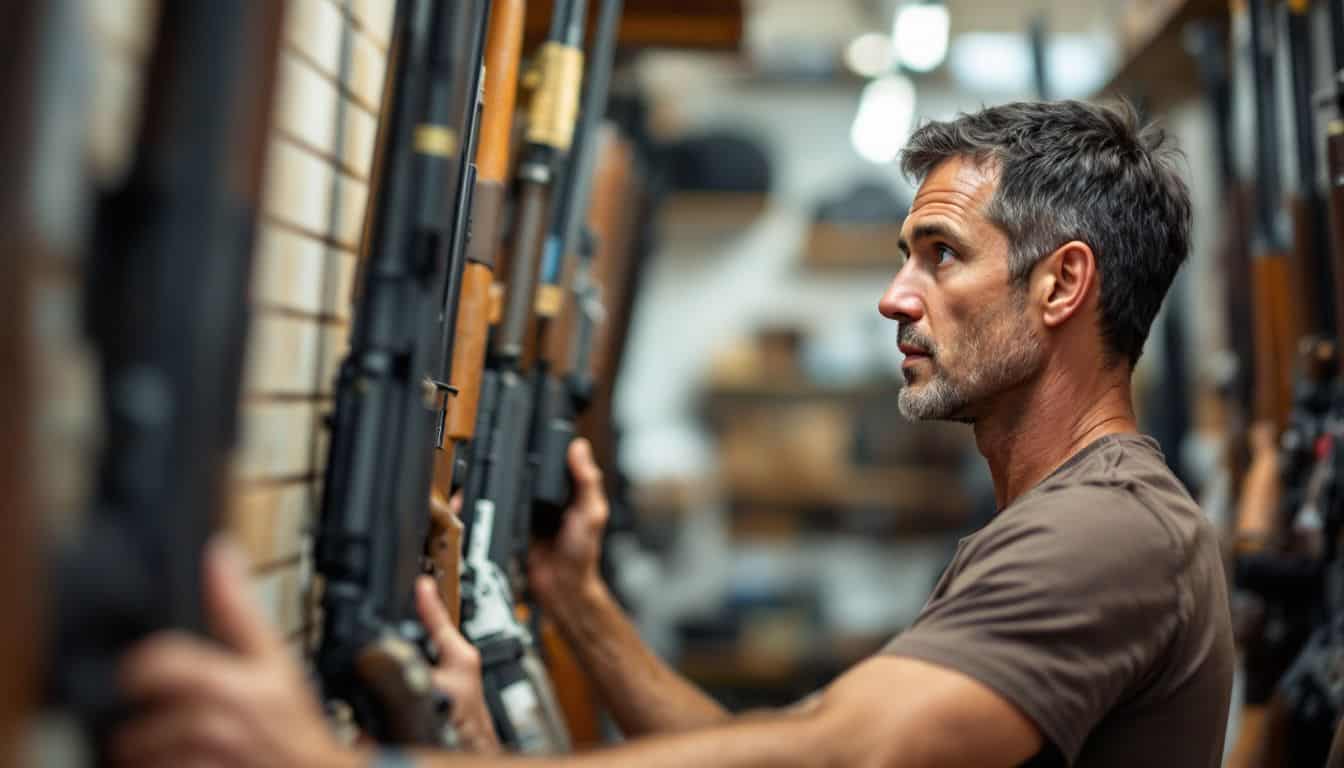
[972,482,1207,594]
[1008,434,1208,557]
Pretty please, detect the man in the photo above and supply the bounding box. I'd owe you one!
[113,100,1233,767]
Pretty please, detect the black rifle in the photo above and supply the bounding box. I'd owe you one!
[46,0,282,759]
[9,1,80,761]
[1233,0,1318,714]
[527,0,626,541]
[1274,0,1338,527]
[457,0,593,752]
[313,0,488,745]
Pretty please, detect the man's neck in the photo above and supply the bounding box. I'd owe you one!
[972,359,1138,509]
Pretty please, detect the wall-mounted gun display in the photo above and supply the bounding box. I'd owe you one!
[312,0,489,746]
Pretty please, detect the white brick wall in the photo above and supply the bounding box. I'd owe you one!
[233,0,393,640]
[47,0,391,654]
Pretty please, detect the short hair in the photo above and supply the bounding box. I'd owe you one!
[900,100,1191,367]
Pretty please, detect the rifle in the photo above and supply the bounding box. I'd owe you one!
[2,3,57,764]
[457,0,594,752]
[1331,0,1344,350]
[45,0,283,758]
[1274,0,1339,530]
[527,0,626,542]
[1247,0,1297,436]
[572,127,641,479]
[537,122,646,748]
[312,0,488,745]
[1192,13,1258,517]
[429,0,529,629]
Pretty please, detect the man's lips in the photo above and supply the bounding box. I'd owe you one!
[899,343,930,358]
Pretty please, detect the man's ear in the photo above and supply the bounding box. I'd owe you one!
[1035,240,1096,329]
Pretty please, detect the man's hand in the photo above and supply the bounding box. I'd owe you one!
[414,574,500,754]
[114,537,504,767]
[114,538,356,768]
[527,438,610,611]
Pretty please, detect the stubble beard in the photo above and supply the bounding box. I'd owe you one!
[897,296,1043,423]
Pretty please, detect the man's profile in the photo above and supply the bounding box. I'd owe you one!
[112,99,1234,768]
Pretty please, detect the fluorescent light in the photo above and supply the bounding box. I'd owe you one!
[948,33,1117,97]
[850,74,917,164]
[1047,36,1115,97]
[893,3,950,73]
[948,33,1032,94]
[845,32,894,78]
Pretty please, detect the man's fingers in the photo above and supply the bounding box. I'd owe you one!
[567,438,605,508]
[416,576,476,663]
[120,633,247,705]
[112,701,246,768]
[416,575,454,636]
[204,536,285,658]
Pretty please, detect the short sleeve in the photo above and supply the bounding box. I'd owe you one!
[883,489,1183,764]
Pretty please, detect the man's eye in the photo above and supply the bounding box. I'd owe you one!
[935,245,956,265]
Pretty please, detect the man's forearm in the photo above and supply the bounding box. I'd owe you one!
[408,708,831,768]
[542,579,729,736]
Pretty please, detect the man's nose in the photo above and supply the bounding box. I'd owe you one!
[878,267,924,324]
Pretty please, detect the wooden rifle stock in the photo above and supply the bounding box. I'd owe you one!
[1246,0,1295,433]
[431,0,528,628]
[456,0,590,753]
[0,5,43,762]
[573,127,639,472]
[1252,254,1296,430]
[446,0,527,446]
[1329,120,1344,348]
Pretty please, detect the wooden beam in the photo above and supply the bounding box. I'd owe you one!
[1098,0,1226,111]
[524,0,744,52]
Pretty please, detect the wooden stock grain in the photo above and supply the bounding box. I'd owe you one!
[0,6,40,763]
[427,493,463,625]
[446,262,495,441]
[441,0,527,438]
[429,0,528,625]
[1251,254,1295,431]
[1328,124,1344,346]
[1286,197,1313,346]
[575,127,640,473]
[477,0,526,185]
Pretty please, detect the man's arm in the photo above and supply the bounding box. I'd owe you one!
[405,655,1042,768]
[527,440,730,735]
[115,545,1043,768]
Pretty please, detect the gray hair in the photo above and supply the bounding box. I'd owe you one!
[900,100,1191,367]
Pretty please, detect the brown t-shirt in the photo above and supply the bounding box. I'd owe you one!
[884,433,1234,767]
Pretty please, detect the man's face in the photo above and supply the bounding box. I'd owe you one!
[881,158,1044,422]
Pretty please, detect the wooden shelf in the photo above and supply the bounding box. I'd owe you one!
[804,221,904,271]
[1098,0,1226,111]
[657,192,770,252]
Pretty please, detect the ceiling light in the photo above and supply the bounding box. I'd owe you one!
[850,74,917,164]
[893,2,950,73]
[845,32,894,78]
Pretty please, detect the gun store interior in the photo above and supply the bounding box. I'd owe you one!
[14,0,1344,766]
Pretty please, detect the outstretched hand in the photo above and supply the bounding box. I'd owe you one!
[527,438,611,611]
[114,536,503,767]
[114,538,355,768]
[415,572,501,753]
